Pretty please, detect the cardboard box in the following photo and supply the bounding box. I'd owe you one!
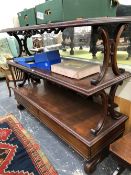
[35,0,117,24]
[18,8,36,27]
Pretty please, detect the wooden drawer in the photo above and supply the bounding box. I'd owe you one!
[14,90,91,160]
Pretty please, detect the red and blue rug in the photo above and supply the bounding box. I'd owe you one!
[0,114,58,175]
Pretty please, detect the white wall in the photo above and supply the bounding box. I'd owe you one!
[119,0,131,5]
[0,0,45,29]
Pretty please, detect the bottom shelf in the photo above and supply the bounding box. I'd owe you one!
[13,82,128,172]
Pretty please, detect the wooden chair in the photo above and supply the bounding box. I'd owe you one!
[1,65,24,97]
[110,132,131,175]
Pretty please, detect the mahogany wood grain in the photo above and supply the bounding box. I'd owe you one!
[115,96,131,133]
[8,61,131,97]
[110,132,131,165]
[13,82,128,161]
[1,17,131,33]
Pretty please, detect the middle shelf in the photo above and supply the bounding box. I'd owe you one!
[8,60,131,96]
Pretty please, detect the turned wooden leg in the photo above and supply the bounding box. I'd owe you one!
[90,26,98,59]
[17,104,25,110]
[70,42,74,55]
[6,78,11,97]
[79,45,83,50]
[84,155,101,173]
[110,24,127,76]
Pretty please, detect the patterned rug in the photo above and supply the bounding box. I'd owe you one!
[0,114,58,175]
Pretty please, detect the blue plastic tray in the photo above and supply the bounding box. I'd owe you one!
[34,50,61,64]
[18,61,36,68]
[14,56,34,63]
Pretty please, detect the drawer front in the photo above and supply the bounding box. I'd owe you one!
[91,122,126,159]
[14,91,91,160]
[38,110,91,160]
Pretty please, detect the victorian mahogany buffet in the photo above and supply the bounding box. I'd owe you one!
[1,17,131,173]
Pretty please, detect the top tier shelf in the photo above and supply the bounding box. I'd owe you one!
[1,16,131,33]
[3,16,131,86]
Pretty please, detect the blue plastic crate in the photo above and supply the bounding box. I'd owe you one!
[18,61,36,68]
[36,62,51,71]
[14,56,34,63]
[34,50,61,64]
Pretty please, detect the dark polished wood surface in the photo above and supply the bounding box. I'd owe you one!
[4,16,131,174]
[110,132,131,165]
[8,61,131,96]
[10,62,128,172]
[14,82,128,160]
[1,17,131,33]
[14,82,127,145]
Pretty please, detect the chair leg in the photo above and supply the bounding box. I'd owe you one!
[6,78,11,97]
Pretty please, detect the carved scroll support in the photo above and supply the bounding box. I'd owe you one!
[91,27,110,85]
[8,31,33,57]
[91,90,108,136]
[110,24,128,75]
[23,34,33,56]
[108,81,123,119]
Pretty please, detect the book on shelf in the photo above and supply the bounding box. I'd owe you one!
[51,60,100,79]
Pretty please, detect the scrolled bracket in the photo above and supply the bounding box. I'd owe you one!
[23,34,33,56]
[91,90,108,136]
[108,81,123,119]
[91,26,110,85]
[110,24,128,75]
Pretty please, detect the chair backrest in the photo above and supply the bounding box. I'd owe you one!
[11,66,24,81]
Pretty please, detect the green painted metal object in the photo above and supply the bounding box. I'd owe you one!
[18,8,36,27]
[35,0,117,24]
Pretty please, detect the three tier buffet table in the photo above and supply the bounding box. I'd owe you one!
[1,17,131,173]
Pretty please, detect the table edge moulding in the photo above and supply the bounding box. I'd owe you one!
[3,17,131,173]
